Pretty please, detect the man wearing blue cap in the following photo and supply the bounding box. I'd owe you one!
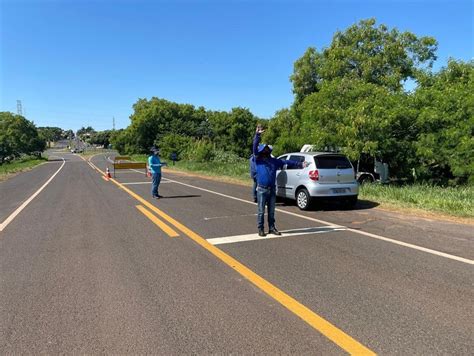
[253,125,308,236]
[148,147,167,199]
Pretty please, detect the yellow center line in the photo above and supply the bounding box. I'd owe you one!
[87,156,375,355]
[136,205,179,237]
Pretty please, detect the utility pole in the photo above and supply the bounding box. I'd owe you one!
[112,116,116,131]
[16,100,23,116]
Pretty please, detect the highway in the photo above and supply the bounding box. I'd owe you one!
[1,151,473,354]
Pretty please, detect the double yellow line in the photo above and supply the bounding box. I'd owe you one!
[87,155,375,355]
[135,204,179,237]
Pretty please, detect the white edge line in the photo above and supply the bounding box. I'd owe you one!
[165,178,474,265]
[0,156,66,232]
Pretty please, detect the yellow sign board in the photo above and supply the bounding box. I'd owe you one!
[114,162,146,170]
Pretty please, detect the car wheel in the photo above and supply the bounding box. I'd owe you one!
[358,175,374,185]
[296,188,312,210]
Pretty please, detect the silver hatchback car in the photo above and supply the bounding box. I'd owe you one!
[276,152,359,210]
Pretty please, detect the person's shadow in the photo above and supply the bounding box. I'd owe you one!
[160,195,201,199]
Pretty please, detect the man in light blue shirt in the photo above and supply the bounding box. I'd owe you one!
[148,148,166,199]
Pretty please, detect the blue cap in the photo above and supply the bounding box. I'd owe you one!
[257,143,272,153]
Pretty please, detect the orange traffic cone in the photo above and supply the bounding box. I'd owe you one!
[106,167,112,179]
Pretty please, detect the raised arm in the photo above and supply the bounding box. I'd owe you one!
[253,125,265,156]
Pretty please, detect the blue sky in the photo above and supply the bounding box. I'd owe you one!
[1,0,473,131]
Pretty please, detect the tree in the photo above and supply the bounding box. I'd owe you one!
[38,127,63,147]
[412,60,474,184]
[290,47,324,104]
[208,108,258,157]
[77,126,96,141]
[0,112,46,163]
[263,108,303,155]
[89,130,112,147]
[291,18,438,103]
[299,78,416,177]
[63,129,75,140]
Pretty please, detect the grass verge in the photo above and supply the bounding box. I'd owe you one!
[359,183,473,219]
[0,156,48,181]
[129,156,473,220]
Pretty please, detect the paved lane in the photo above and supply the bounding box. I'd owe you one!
[90,153,474,355]
[1,152,472,354]
[0,156,63,223]
[0,153,342,354]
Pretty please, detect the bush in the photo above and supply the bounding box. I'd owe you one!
[212,149,245,164]
[156,133,194,160]
[186,140,215,162]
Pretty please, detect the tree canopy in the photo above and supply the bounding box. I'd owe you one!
[277,18,471,184]
[290,18,437,103]
[0,112,46,163]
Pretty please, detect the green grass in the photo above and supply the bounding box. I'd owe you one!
[130,154,251,182]
[129,156,473,219]
[359,183,473,218]
[0,156,47,180]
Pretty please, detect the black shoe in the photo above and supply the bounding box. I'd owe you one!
[268,228,282,236]
[258,229,266,237]
[253,198,258,203]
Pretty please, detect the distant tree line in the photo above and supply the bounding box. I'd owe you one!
[110,99,262,163]
[37,126,75,147]
[109,18,472,185]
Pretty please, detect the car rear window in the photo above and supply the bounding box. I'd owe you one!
[314,155,352,169]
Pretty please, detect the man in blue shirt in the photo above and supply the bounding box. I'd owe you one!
[253,126,308,236]
[148,147,167,199]
[249,154,257,202]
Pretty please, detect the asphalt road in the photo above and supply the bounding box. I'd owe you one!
[0,151,472,354]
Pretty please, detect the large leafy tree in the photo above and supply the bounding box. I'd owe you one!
[291,18,437,103]
[299,79,417,176]
[412,60,474,184]
[290,48,324,104]
[0,112,46,163]
[289,18,440,179]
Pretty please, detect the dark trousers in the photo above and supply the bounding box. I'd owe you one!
[257,185,276,230]
[151,173,162,197]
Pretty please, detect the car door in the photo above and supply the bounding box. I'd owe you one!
[286,155,306,199]
[276,155,288,197]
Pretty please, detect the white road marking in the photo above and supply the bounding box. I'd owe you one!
[207,226,346,245]
[165,178,474,265]
[0,157,66,232]
[204,213,257,221]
